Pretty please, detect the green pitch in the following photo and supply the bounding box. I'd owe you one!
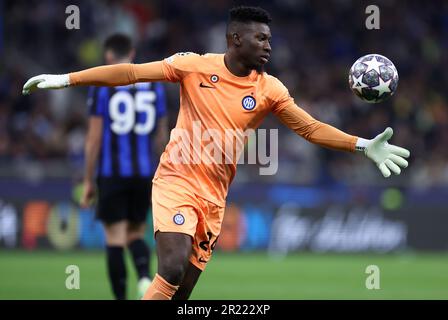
[0,250,447,299]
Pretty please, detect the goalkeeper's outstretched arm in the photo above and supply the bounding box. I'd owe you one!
[276,103,410,178]
[22,61,166,95]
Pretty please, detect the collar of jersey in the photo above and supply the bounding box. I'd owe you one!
[220,54,258,82]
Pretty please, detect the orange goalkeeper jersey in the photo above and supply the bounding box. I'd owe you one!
[70,52,357,206]
[157,52,298,206]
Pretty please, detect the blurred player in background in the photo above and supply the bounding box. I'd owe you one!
[22,7,410,300]
[79,34,169,299]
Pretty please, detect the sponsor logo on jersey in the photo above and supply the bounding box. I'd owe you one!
[199,82,215,89]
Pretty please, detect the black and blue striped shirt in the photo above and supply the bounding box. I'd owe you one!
[87,82,167,178]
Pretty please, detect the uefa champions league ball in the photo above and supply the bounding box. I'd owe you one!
[349,54,399,103]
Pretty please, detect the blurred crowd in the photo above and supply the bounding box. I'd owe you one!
[1,0,448,187]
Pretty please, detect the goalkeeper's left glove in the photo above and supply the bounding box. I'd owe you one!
[22,74,70,95]
[356,127,410,178]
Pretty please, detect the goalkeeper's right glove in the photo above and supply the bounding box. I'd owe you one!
[22,74,70,95]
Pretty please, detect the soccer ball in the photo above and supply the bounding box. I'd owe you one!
[349,54,399,103]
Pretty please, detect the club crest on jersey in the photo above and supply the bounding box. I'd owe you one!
[242,95,256,110]
[210,75,219,83]
[173,212,185,225]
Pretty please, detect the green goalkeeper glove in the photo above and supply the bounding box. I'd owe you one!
[22,74,70,95]
[356,127,410,178]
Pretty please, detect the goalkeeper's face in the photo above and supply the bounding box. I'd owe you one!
[237,22,272,71]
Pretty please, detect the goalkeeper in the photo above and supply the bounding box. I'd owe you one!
[22,6,410,300]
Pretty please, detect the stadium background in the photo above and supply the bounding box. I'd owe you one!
[1,0,447,299]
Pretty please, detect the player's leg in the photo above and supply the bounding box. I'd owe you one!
[96,177,129,300]
[172,262,202,300]
[127,222,151,298]
[172,200,225,300]
[127,223,150,278]
[156,231,193,284]
[103,220,128,300]
[127,178,152,298]
[142,231,193,300]
[142,178,200,300]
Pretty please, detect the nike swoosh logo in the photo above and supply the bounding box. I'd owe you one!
[199,82,215,89]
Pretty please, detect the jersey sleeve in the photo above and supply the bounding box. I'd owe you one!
[268,76,295,114]
[70,61,166,86]
[154,82,167,118]
[161,52,201,82]
[276,104,358,152]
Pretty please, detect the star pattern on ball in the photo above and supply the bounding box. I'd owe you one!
[363,56,384,74]
[351,74,369,94]
[349,54,398,103]
[372,77,392,98]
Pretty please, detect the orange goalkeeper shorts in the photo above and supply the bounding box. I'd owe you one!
[151,177,225,271]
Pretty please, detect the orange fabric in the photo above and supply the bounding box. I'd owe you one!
[69,61,166,86]
[156,53,297,206]
[276,104,358,152]
[152,177,224,271]
[69,52,358,206]
[142,273,179,300]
